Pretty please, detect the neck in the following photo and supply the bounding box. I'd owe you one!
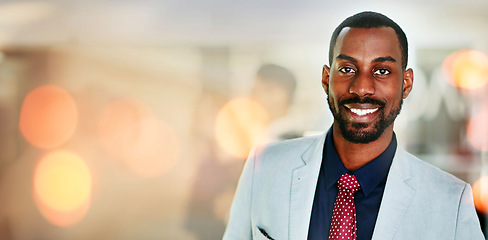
[332,123,394,171]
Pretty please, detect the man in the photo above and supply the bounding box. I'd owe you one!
[223,11,484,240]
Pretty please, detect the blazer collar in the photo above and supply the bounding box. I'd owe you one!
[300,132,327,165]
[287,133,416,240]
[371,146,416,239]
[289,132,327,240]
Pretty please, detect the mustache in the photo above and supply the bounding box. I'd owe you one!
[339,96,385,107]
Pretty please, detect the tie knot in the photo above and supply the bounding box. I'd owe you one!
[338,174,361,192]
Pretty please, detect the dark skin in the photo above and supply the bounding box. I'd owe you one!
[322,27,414,171]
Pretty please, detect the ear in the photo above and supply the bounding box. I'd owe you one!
[322,65,331,94]
[402,68,414,99]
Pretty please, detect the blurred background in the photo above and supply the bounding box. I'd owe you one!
[0,0,488,239]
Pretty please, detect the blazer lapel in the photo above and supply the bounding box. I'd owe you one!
[371,147,416,240]
[288,133,325,240]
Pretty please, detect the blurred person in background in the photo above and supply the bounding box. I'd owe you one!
[185,64,299,239]
[250,64,302,142]
[223,11,484,240]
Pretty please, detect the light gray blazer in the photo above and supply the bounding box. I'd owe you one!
[223,132,485,240]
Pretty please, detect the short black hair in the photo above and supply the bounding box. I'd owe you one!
[329,11,408,69]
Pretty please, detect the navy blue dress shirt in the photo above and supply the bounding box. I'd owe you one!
[307,128,397,240]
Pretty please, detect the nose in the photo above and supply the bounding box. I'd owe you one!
[348,72,375,97]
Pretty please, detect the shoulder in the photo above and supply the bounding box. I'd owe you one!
[400,149,467,191]
[247,133,325,172]
[256,133,324,159]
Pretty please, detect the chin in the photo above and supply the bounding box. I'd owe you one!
[340,123,384,144]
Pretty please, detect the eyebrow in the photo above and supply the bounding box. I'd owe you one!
[336,54,357,63]
[336,54,397,64]
[372,56,397,63]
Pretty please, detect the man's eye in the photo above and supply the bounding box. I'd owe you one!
[339,67,355,74]
[374,69,390,75]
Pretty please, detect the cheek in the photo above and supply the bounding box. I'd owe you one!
[379,80,403,99]
[328,83,346,103]
[327,88,341,111]
[383,87,404,109]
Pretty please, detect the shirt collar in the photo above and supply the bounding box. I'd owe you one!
[323,127,397,197]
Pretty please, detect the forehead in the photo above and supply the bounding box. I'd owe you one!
[332,27,402,63]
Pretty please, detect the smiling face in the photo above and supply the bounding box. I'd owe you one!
[323,27,413,144]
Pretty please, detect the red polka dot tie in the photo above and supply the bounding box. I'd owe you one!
[328,174,361,240]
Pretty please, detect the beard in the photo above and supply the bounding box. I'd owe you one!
[327,92,403,144]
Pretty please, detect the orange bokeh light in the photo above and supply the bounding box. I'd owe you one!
[442,49,488,90]
[466,106,488,152]
[19,85,78,149]
[215,97,270,159]
[33,150,92,227]
[472,176,488,214]
[98,99,180,177]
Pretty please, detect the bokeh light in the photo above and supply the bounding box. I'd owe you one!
[98,99,180,177]
[33,150,92,227]
[442,49,488,90]
[0,1,56,26]
[472,176,488,214]
[466,105,488,152]
[19,85,78,149]
[215,97,270,159]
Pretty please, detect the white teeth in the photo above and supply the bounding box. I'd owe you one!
[350,108,378,116]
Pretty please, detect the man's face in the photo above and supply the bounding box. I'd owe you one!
[323,27,413,144]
